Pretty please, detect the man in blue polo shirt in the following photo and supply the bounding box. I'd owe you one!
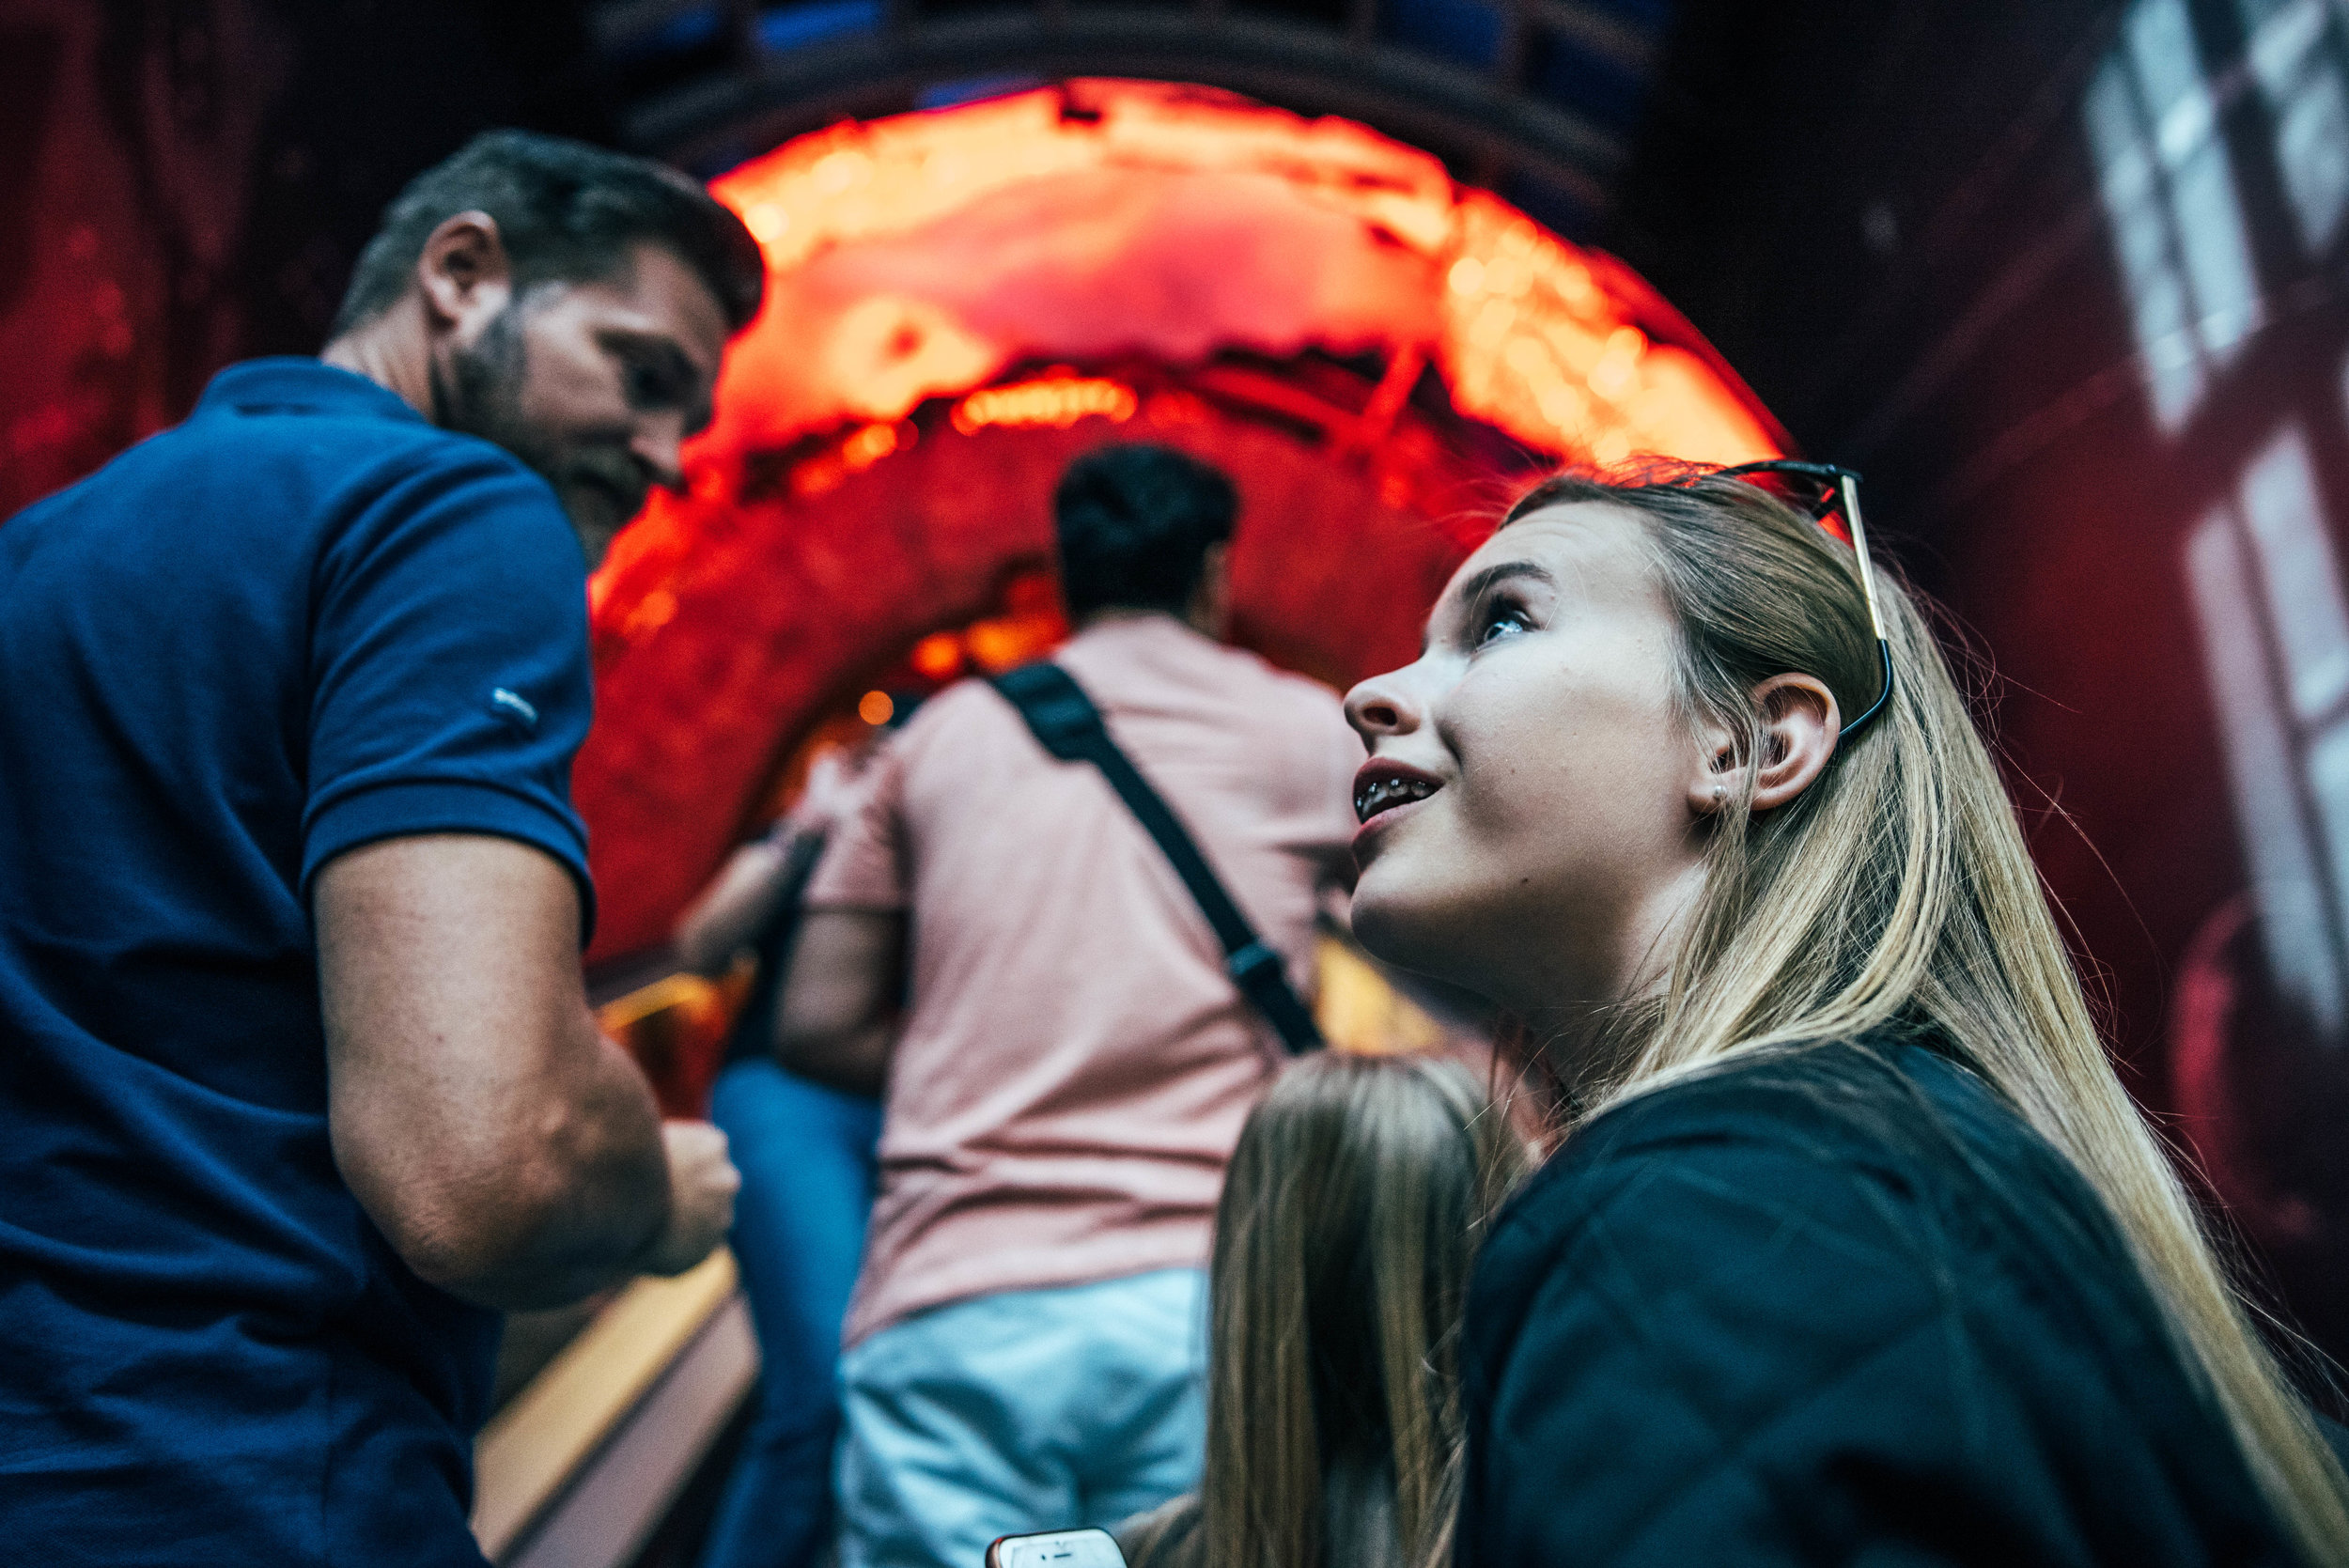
[0,132,761,1562]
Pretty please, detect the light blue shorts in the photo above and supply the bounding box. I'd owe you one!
[835,1267,1207,1568]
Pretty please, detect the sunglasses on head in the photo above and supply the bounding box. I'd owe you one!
[1713,458,1894,740]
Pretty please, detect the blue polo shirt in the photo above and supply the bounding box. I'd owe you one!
[0,359,596,1563]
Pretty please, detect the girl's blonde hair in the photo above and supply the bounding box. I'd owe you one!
[1503,460,2349,1564]
[1128,1052,1528,1568]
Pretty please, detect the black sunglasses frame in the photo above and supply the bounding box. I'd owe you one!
[1714,458,1894,739]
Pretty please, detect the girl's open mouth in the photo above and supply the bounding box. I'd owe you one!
[1353,760,1443,824]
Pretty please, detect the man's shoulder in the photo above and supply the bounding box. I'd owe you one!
[199,396,541,505]
[1217,642,1347,716]
[859,679,1032,799]
[224,419,572,589]
[1210,649,1358,782]
[40,365,546,540]
[897,639,1354,792]
[900,675,1018,740]
[1133,628,1354,753]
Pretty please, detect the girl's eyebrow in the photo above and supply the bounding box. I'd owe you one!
[1456,559,1556,605]
[1422,559,1558,653]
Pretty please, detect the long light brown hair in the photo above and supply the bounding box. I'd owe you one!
[1503,460,2349,1564]
[1127,1052,1529,1568]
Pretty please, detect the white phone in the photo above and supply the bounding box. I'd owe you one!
[983,1527,1128,1568]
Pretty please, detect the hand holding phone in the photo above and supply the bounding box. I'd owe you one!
[983,1528,1128,1568]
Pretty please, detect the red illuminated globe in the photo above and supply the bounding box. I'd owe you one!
[579,78,1783,963]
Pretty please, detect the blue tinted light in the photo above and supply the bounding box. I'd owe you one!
[759,0,881,53]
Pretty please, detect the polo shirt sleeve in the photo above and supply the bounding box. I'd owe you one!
[802,737,911,912]
[300,442,598,935]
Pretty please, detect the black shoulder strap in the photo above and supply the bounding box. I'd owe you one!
[993,661,1322,1054]
[721,829,830,1068]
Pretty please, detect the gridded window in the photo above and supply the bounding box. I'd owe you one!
[2186,423,2349,1035]
[2239,0,2349,254]
[2087,0,2263,428]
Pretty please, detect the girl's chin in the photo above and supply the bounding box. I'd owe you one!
[1349,877,1470,984]
[1350,862,1551,1007]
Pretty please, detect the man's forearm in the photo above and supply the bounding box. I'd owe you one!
[428,1031,673,1311]
[319,834,733,1312]
[675,839,791,975]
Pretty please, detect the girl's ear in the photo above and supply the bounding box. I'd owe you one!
[1686,674,1843,815]
[1685,712,1743,816]
[1749,675,1841,811]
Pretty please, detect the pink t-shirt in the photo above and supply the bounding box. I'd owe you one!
[806,616,1361,1345]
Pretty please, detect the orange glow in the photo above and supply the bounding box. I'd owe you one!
[952,376,1139,434]
[775,419,919,498]
[857,690,895,725]
[960,572,1068,675]
[691,79,1778,465]
[575,81,1790,971]
[1426,192,1776,466]
[909,631,965,680]
[842,421,907,469]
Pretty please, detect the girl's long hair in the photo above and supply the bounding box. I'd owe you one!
[1507,461,2349,1563]
[1129,1052,1528,1568]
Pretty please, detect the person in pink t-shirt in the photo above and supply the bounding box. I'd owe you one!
[775,444,1362,1568]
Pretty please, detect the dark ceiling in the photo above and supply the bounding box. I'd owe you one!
[583,0,1671,232]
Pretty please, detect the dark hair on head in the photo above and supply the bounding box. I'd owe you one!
[331,130,766,337]
[1053,443,1238,620]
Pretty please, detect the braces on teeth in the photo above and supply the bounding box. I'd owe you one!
[1357,777,1436,818]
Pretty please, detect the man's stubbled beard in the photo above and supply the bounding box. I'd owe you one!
[430,297,646,568]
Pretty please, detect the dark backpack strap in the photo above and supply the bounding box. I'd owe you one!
[721,828,831,1068]
[993,661,1323,1054]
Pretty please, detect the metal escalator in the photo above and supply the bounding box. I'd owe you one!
[473,936,1450,1564]
[475,1248,757,1568]
[469,962,762,1568]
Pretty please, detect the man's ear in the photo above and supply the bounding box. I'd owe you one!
[413,211,514,339]
[1687,674,1843,815]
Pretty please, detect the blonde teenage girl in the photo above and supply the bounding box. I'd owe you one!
[1343,461,2349,1566]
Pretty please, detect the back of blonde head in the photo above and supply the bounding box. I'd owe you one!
[1502,462,2349,1564]
[1129,1052,1527,1568]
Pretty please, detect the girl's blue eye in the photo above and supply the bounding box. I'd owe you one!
[1474,598,1532,647]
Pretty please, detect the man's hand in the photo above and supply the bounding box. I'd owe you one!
[634,1121,740,1276]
